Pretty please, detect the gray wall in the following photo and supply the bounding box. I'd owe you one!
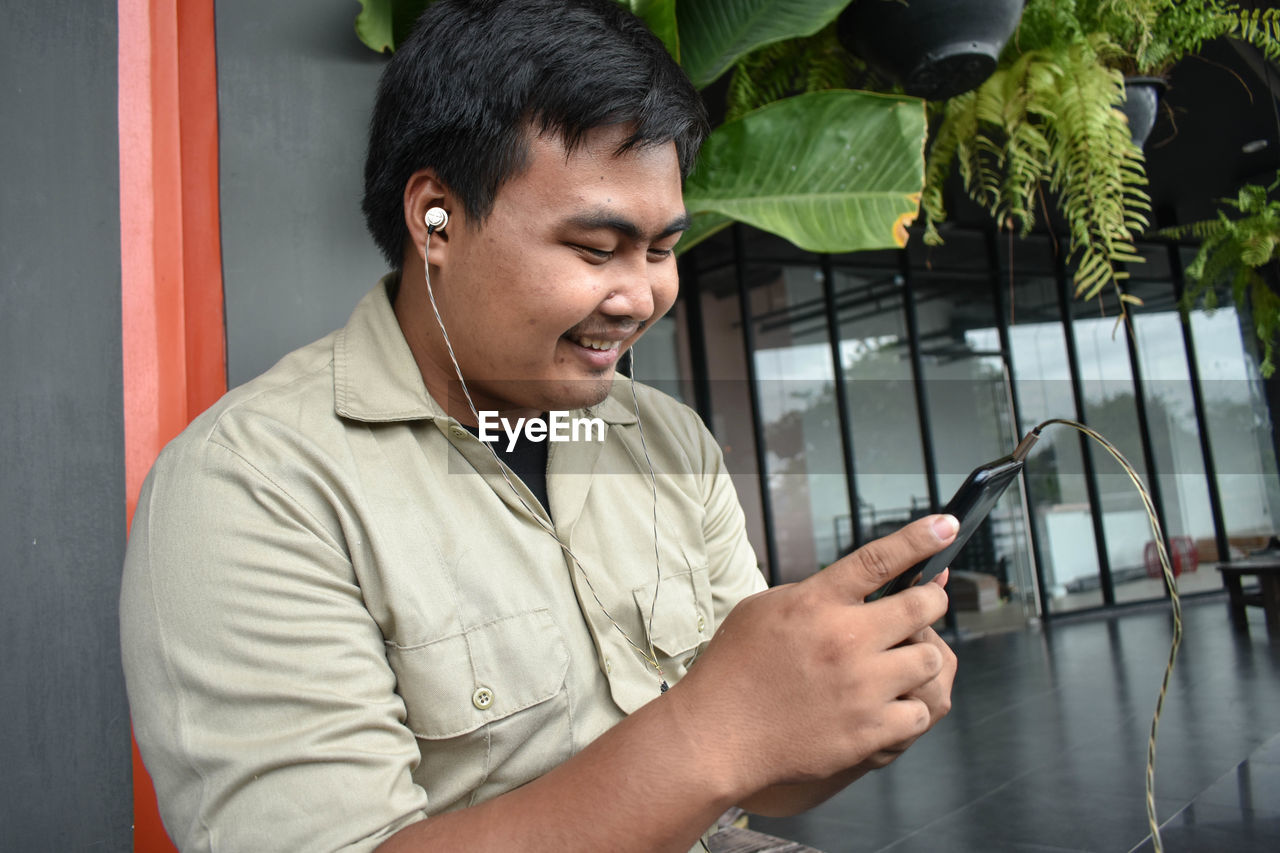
[1,3,132,851]
[217,0,390,388]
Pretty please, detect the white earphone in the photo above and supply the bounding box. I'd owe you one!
[424,207,449,233]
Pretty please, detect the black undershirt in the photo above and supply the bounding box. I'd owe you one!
[463,422,551,517]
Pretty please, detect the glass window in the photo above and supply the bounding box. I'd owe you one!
[628,307,690,405]
[691,251,771,581]
[1185,247,1280,558]
[1003,240,1103,613]
[748,262,852,584]
[1128,262,1220,596]
[680,227,1279,623]
[911,230,1037,630]
[830,257,930,552]
[1067,284,1153,604]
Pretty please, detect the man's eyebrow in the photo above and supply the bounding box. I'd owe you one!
[563,210,692,240]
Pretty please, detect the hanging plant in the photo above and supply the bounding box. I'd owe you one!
[1159,174,1280,377]
[922,0,1280,306]
[923,33,1150,302]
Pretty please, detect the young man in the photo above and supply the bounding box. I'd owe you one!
[120,1,958,851]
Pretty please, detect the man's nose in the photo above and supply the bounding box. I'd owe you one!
[598,257,659,320]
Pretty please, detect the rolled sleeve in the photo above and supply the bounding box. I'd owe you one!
[121,437,428,852]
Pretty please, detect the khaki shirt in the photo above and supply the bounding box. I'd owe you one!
[120,281,767,852]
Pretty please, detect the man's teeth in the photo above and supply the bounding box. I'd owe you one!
[575,337,621,352]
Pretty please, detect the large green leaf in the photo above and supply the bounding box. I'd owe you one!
[622,0,680,61]
[678,0,851,89]
[680,90,926,254]
[355,0,432,54]
[358,0,678,57]
[675,211,734,257]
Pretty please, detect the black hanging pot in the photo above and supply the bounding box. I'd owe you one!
[838,0,1025,101]
[1120,76,1166,148]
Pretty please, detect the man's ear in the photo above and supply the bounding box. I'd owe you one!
[403,169,455,268]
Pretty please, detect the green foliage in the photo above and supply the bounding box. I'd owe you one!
[681,90,925,254]
[353,0,681,56]
[924,35,1150,301]
[354,0,431,54]
[623,0,680,60]
[1159,176,1280,377]
[676,0,851,89]
[1014,1,1280,75]
[724,24,861,122]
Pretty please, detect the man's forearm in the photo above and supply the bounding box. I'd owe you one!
[737,767,869,818]
[376,684,741,853]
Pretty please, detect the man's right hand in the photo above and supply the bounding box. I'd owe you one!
[666,513,960,801]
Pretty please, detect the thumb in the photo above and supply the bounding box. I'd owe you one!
[819,514,959,602]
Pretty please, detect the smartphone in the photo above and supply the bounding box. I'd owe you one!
[867,435,1034,601]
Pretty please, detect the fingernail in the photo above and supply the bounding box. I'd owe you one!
[932,515,959,541]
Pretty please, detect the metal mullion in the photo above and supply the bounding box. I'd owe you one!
[1055,251,1116,606]
[678,257,714,429]
[732,225,780,585]
[900,249,954,632]
[821,254,863,550]
[900,250,941,512]
[1119,271,1175,597]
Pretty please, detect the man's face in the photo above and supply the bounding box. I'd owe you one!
[425,124,687,417]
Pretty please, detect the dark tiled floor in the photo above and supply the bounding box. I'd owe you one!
[750,594,1280,852]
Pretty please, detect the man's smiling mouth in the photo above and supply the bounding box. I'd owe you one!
[569,335,623,352]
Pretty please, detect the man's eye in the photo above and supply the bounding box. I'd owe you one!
[571,244,613,261]
[648,247,674,260]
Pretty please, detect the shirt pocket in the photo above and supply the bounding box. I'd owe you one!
[633,565,712,681]
[385,608,572,811]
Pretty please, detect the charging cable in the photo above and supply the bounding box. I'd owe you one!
[1023,419,1182,853]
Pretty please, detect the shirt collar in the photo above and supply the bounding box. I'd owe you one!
[333,276,638,426]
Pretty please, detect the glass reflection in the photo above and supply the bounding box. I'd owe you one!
[1128,270,1220,598]
[911,231,1036,631]
[1005,259,1104,612]
[749,264,852,583]
[830,261,929,551]
[1068,287,1152,604]
[694,260,771,580]
[628,310,688,405]
[1186,262,1280,557]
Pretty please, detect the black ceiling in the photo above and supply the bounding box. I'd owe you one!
[1145,33,1280,227]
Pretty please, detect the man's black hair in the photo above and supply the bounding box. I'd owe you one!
[362,0,709,269]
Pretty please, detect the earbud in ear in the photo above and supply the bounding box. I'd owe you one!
[425,207,449,234]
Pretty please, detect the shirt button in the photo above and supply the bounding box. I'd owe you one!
[604,657,612,674]
[697,614,706,633]
[450,425,468,439]
[471,686,494,710]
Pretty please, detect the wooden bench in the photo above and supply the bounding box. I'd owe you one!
[708,826,822,853]
[1216,558,1280,636]
[706,808,823,852]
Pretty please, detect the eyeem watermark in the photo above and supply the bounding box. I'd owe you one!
[477,411,605,451]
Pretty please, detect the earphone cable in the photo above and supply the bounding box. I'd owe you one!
[421,225,669,690]
[627,349,667,680]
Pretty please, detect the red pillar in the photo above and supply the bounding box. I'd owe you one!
[118,0,226,848]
